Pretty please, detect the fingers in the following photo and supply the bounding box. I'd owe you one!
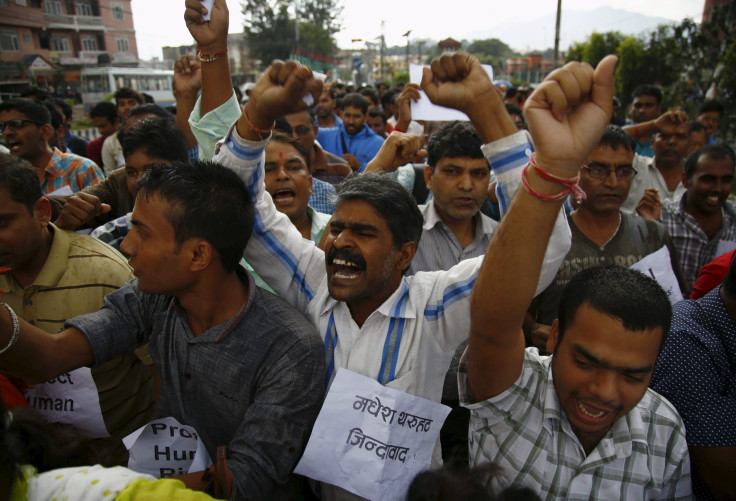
[399,83,421,103]
[533,61,594,121]
[55,193,103,230]
[184,0,206,25]
[589,55,617,118]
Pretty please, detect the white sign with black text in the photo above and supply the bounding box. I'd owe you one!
[630,245,683,305]
[123,417,212,478]
[25,367,109,438]
[295,369,451,501]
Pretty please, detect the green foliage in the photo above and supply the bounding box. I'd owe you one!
[241,0,342,67]
[564,4,736,142]
[466,38,518,69]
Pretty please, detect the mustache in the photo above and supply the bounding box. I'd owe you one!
[327,247,367,269]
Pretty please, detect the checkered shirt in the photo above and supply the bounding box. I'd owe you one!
[90,213,131,253]
[459,348,692,500]
[660,195,736,288]
[309,177,336,215]
[42,147,104,194]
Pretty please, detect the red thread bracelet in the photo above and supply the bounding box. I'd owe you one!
[523,153,587,203]
[521,163,570,201]
[243,104,274,135]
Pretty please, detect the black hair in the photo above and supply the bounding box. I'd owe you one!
[18,86,52,102]
[269,131,311,172]
[631,85,662,104]
[597,125,636,153]
[341,93,370,114]
[52,98,73,122]
[698,99,724,117]
[0,153,42,212]
[121,117,189,164]
[381,89,399,108]
[90,101,118,123]
[359,87,379,106]
[683,144,736,179]
[368,108,387,124]
[407,462,541,501]
[136,160,254,273]
[141,93,155,104]
[113,86,143,104]
[722,252,736,299]
[0,98,51,125]
[689,120,708,134]
[128,104,175,123]
[427,121,486,170]
[505,103,523,117]
[274,116,293,135]
[333,173,423,258]
[557,266,672,350]
[43,101,64,130]
[233,86,243,104]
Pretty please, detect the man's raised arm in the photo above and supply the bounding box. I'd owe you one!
[466,56,617,401]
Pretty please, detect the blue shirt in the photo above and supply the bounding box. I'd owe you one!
[317,123,384,172]
[309,177,336,215]
[651,288,736,500]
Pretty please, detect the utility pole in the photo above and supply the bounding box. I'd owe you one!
[403,30,412,69]
[553,0,562,68]
[380,20,385,82]
[417,40,425,65]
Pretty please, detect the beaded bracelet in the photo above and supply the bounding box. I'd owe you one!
[243,104,274,135]
[196,49,228,63]
[0,303,19,355]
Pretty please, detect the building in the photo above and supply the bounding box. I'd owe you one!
[504,53,555,84]
[162,32,256,84]
[0,0,138,98]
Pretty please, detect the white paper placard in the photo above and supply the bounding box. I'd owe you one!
[123,417,212,478]
[295,369,451,501]
[25,367,109,438]
[629,245,683,305]
[408,63,494,121]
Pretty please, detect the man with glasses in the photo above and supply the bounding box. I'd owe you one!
[526,125,687,352]
[283,109,351,187]
[0,98,103,195]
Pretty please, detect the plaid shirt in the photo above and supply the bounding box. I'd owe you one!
[43,147,104,195]
[459,349,691,500]
[309,177,336,215]
[90,213,131,253]
[660,195,736,288]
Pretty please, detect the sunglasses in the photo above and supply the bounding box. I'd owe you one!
[0,119,44,133]
[293,125,312,137]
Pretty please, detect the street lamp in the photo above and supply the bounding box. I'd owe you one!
[403,30,412,69]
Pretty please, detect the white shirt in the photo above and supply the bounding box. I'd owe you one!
[621,154,686,214]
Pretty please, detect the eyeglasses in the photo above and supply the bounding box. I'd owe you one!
[581,164,637,180]
[293,125,312,137]
[0,119,44,133]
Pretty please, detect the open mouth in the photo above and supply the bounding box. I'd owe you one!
[574,398,613,424]
[328,249,367,281]
[272,189,296,204]
[706,194,721,205]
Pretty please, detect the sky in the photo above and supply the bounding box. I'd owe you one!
[131,0,705,61]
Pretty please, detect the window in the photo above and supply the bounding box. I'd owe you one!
[75,0,92,16]
[51,35,70,52]
[15,0,27,5]
[115,35,129,53]
[0,30,21,51]
[0,0,9,6]
[111,2,124,20]
[81,34,97,51]
[45,0,62,14]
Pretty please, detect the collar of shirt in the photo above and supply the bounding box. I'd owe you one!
[28,224,71,288]
[672,193,736,235]
[542,356,649,464]
[171,266,255,344]
[318,276,416,321]
[45,148,66,177]
[420,199,495,236]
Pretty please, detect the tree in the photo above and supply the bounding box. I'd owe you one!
[241,0,342,66]
[466,38,517,69]
[567,31,624,68]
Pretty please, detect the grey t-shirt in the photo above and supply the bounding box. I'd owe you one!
[67,269,325,500]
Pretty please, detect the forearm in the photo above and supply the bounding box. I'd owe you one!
[0,307,94,382]
[469,93,519,144]
[623,119,655,141]
[200,55,233,117]
[175,90,199,149]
